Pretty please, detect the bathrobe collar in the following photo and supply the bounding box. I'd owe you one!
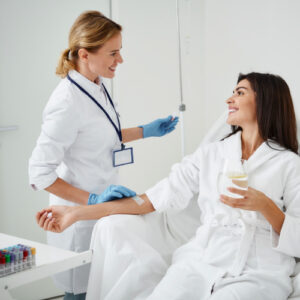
[223,131,287,174]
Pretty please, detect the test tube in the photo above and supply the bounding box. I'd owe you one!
[10,253,16,274]
[0,256,5,277]
[0,251,4,274]
[23,249,28,270]
[18,248,23,271]
[24,245,33,268]
[17,245,26,270]
[11,248,20,272]
[26,246,32,268]
[5,254,12,275]
[31,248,36,266]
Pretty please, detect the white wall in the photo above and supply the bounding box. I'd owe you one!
[115,0,208,192]
[199,0,300,133]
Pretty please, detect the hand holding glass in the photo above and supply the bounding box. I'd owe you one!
[218,159,248,199]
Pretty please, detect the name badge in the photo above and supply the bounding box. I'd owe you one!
[113,147,134,167]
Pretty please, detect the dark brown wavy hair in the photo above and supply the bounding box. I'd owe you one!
[227,72,298,154]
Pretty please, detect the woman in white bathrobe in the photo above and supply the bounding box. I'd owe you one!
[37,72,300,300]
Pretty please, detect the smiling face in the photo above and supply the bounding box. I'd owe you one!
[78,32,123,80]
[226,79,257,129]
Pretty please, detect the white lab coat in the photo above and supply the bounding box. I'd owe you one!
[87,131,300,300]
[29,70,121,294]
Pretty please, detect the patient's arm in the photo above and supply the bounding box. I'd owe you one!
[36,194,155,233]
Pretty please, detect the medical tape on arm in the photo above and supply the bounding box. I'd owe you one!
[132,195,145,206]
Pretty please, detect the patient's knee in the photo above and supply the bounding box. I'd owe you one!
[96,214,141,229]
[91,214,148,252]
[93,214,145,242]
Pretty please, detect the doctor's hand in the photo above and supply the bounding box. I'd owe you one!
[36,206,77,233]
[88,185,136,205]
[139,115,179,138]
[220,185,270,212]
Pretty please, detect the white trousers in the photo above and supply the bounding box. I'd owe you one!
[86,212,291,300]
[86,212,188,300]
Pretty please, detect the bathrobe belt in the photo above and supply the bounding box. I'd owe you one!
[203,214,271,276]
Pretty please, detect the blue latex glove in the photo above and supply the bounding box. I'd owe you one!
[88,185,136,205]
[139,115,179,138]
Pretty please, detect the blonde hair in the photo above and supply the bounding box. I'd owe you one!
[56,10,122,78]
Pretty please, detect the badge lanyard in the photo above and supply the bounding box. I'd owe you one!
[67,75,134,167]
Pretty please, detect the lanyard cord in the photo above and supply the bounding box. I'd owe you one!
[67,75,123,143]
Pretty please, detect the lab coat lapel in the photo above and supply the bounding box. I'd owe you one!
[68,69,103,100]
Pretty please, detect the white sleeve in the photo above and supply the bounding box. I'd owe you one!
[272,159,300,258]
[28,94,80,190]
[145,148,201,212]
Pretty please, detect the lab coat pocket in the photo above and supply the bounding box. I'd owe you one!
[73,220,97,252]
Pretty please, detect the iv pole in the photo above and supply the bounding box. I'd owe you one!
[109,0,114,99]
[176,0,186,158]
[109,0,118,99]
[110,0,187,157]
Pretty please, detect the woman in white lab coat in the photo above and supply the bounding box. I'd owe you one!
[37,72,300,300]
[29,10,178,300]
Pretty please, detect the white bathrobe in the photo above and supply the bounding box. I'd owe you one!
[87,131,300,300]
[146,131,300,300]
